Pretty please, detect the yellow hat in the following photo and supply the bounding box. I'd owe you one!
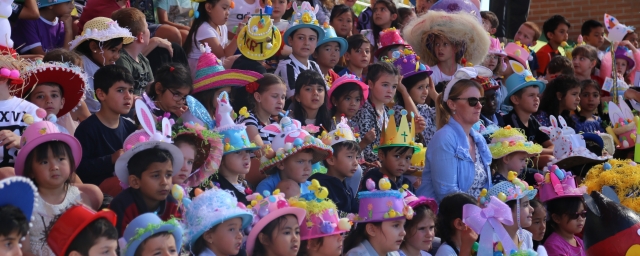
[488,126,543,159]
[373,109,420,154]
[237,14,282,61]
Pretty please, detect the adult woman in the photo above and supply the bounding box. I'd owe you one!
[418,67,493,203]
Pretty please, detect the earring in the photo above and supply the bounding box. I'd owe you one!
[453,110,456,115]
[93,50,96,53]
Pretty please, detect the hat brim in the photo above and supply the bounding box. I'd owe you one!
[246,207,306,255]
[503,81,546,106]
[187,211,253,246]
[554,156,610,170]
[489,50,507,57]
[318,37,348,57]
[261,144,333,175]
[373,144,421,154]
[115,141,184,186]
[374,43,409,59]
[124,223,183,256]
[283,25,326,46]
[17,67,86,117]
[0,177,37,221]
[69,35,134,51]
[355,215,406,223]
[490,145,543,159]
[192,69,263,94]
[51,209,117,256]
[402,69,433,80]
[15,133,82,176]
[327,79,369,110]
[237,25,283,61]
[617,55,636,71]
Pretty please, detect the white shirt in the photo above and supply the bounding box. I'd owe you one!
[430,64,463,85]
[188,22,228,79]
[274,56,323,98]
[0,96,41,166]
[226,0,261,33]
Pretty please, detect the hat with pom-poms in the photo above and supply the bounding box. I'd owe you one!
[237,11,283,61]
[354,178,412,223]
[375,27,409,59]
[536,165,586,203]
[292,179,352,240]
[0,176,39,229]
[192,43,263,94]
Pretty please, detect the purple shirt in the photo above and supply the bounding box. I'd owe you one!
[543,233,585,256]
[12,17,65,54]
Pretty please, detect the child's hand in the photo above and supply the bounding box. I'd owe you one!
[152,38,173,57]
[175,106,188,117]
[111,149,124,164]
[415,115,426,133]
[237,15,250,34]
[397,75,407,94]
[362,128,375,144]
[0,130,20,149]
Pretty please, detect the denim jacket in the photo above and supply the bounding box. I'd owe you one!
[417,117,492,202]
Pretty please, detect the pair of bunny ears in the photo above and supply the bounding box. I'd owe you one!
[442,66,493,101]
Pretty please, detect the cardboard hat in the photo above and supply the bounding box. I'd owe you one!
[237,13,283,61]
[283,2,325,46]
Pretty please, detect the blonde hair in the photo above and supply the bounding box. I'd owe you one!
[436,79,483,129]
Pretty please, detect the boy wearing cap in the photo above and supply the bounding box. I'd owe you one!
[478,76,504,128]
[12,0,74,54]
[313,24,348,81]
[0,177,37,256]
[46,205,118,256]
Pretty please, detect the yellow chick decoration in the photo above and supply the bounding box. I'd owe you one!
[273,189,280,195]
[239,107,250,118]
[338,218,352,231]
[379,176,392,191]
[315,186,329,199]
[224,143,231,152]
[479,188,488,198]
[507,171,517,182]
[308,179,321,191]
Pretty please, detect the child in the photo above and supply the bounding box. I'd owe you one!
[257,114,333,194]
[290,70,333,134]
[122,213,183,256]
[156,0,191,42]
[352,62,399,169]
[144,64,193,119]
[275,1,325,99]
[184,188,253,256]
[18,61,88,135]
[338,34,371,79]
[360,0,398,53]
[0,177,37,256]
[344,181,410,255]
[236,74,286,146]
[483,38,507,112]
[184,0,246,76]
[538,166,587,256]
[313,24,348,80]
[480,11,498,35]
[513,21,541,75]
[546,56,574,81]
[295,181,351,256]
[478,76,504,128]
[573,79,605,133]
[536,75,581,128]
[572,45,600,82]
[328,74,369,120]
[400,194,438,256]
[601,41,640,86]
[12,0,73,54]
[111,8,156,95]
[581,20,605,59]
[276,179,301,199]
[525,198,547,250]
[396,7,416,31]
[46,205,118,256]
[74,65,137,186]
[488,127,542,184]
[235,13,284,73]
[536,15,571,76]
[374,28,408,61]
[108,99,184,236]
[272,0,293,31]
[433,193,478,255]
[69,17,135,113]
[245,190,306,256]
[16,120,103,255]
[209,91,260,205]
[330,5,355,38]
[226,0,260,38]
[312,117,361,214]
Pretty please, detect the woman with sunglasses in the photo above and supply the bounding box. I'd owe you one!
[417,66,493,203]
[144,64,193,120]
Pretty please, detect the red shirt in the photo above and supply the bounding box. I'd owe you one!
[535,44,561,75]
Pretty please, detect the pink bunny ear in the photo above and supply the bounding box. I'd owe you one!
[135,99,156,136]
[539,127,552,136]
[550,115,558,128]
[261,123,282,135]
[162,118,171,138]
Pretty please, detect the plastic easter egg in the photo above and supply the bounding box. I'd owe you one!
[534,173,544,183]
[258,206,269,218]
[338,218,351,230]
[276,148,286,156]
[472,242,479,251]
[263,191,271,197]
[604,162,612,170]
[544,173,551,183]
[284,142,293,151]
[554,168,565,180]
[265,148,276,159]
[497,192,507,202]
[268,195,277,203]
[480,188,488,197]
[293,138,304,147]
[183,198,192,208]
[171,185,184,201]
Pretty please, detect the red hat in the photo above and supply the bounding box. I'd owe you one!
[471,76,499,92]
[47,205,117,256]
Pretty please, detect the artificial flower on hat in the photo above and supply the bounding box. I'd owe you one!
[583,159,640,212]
[122,213,183,256]
[69,17,134,50]
[283,1,325,46]
[46,205,117,256]
[389,49,432,82]
[535,165,585,203]
[354,177,413,222]
[237,12,283,61]
[192,43,263,94]
[488,126,543,159]
[172,115,223,188]
[319,116,360,146]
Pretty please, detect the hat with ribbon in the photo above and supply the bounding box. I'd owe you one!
[214,91,260,155]
[488,126,543,159]
[318,23,348,57]
[442,66,493,102]
[390,49,432,82]
[0,177,38,227]
[69,17,134,50]
[463,196,517,256]
[615,46,636,71]
[327,74,369,109]
[604,13,635,43]
[480,171,537,207]
[291,179,352,240]
[122,214,183,256]
[503,60,545,106]
[355,178,413,222]
[283,2,325,46]
[488,37,506,57]
[192,43,263,94]
[535,165,587,203]
[47,206,117,256]
[375,27,409,59]
[504,41,532,67]
[237,12,283,61]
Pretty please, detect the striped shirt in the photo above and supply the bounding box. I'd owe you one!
[235,110,277,145]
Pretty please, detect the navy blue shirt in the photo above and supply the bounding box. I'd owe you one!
[309,173,358,214]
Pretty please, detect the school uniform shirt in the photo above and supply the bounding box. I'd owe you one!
[503,110,550,145]
[116,50,154,96]
[309,173,358,214]
[226,0,261,34]
[359,168,415,193]
[274,56,323,98]
[156,0,194,26]
[535,44,562,76]
[273,20,289,32]
[109,187,183,236]
[188,23,228,78]
[430,64,463,85]
[235,110,276,145]
[0,97,41,168]
[12,16,65,54]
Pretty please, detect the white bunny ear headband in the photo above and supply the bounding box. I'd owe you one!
[442,66,494,101]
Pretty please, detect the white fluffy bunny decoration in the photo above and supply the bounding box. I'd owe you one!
[0,0,13,48]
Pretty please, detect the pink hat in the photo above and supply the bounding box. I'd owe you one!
[327,74,369,109]
[374,27,409,58]
[535,165,586,202]
[293,180,352,240]
[355,178,412,223]
[488,37,506,57]
[15,116,82,176]
[403,191,438,214]
[246,190,306,255]
[192,43,262,94]
[504,42,532,66]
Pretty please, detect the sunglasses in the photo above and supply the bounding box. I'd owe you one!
[569,210,587,219]
[452,97,485,107]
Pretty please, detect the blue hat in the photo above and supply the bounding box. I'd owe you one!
[317,24,347,57]
[283,2,325,46]
[214,91,260,155]
[503,60,545,106]
[123,214,183,256]
[0,177,37,223]
[182,96,216,129]
[37,0,71,8]
[481,175,537,206]
[184,188,253,246]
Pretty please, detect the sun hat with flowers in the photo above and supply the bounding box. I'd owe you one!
[488,126,543,159]
[69,17,134,50]
[172,118,223,187]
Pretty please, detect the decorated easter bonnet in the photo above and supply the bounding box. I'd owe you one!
[213,91,260,155]
[47,205,117,256]
[172,119,223,187]
[184,188,253,246]
[245,190,306,255]
[69,17,134,50]
[373,109,421,154]
[503,60,546,106]
[15,117,81,176]
[0,177,38,226]
[0,54,25,85]
[319,116,360,146]
[604,13,634,43]
[259,113,333,174]
[283,2,325,45]
[488,37,506,57]
[327,74,369,109]
[114,99,184,186]
[481,171,537,205]
[504,41,532,66]
[615,46,636,70]
[237,12,283,60]
[375,27,409,58]
[390,49,432,81]
[472,76,500,93]
[16,61,88,117]
[123,214,183,256]
[291,180,352,240]
[535,165,586,203]
[428,0,481,21]
[355,178,413,222]
[442,66,493,102]
[605,98,637,149]
[403,190,438,213]
[488,126,542,159]
[318,23,348,57]
[583,159,640,213]
[193,44,263,94]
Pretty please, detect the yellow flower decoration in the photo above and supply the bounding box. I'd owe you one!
[301,13,312,24]
[514,41,530,53]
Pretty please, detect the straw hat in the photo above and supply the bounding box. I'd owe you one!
[69,17,134,50]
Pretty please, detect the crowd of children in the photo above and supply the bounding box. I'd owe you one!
[2,0,640,255]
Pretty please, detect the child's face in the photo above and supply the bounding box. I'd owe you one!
[271,0,290,20]
[511,197,534,228]
[328,148,359,179]
[173,143,195,185]
[483,54,500,72]
[255,83,286,116]
[548,24,569,44]
[481,18,492,33]
[369,219,406,252]
[0,231,23,256]
[138,234,178,256]
[526,204,547,241]
[52,1,74,17]
[504,151,528,174]
[314,42,341,69]
[561,87,581,112]
[90,42,122,66]
[481,89,497,117]
[295,83,325,113]
[29,84,65,116]
[514,25,536,47]
[379,148,413,178]
[369,73,398,104]
[408,78,429,105]
[511,86,540,114]
[207,0,231,26]
[289,28,318,59]
[309,233,344,256]
[331,12,353,38]
[213,87,232,111]
[156,86,189,115]
[580,85,600,113]
[333,90,362,118]
[554,203,586,235]
[627,32,639,48]
[615,58,629,75]
[279,151,314,183]
[205,217,244,255]
[264,215,301,256]
[86,237,118,256]
[404,215,435,252]
[434,36,456,63]
[97,81,134,115]
[572,54,595,76]
[221,150,252,175]
[585,27,605,48]
[415,0,434,15]
[373,3,395,27]
[346,45,371,69]
[30,147,71,189]
[131,160,173,203]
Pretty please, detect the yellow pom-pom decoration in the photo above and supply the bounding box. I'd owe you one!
[23,114,34,125]
[256,195,264,201]
[528,186,534,190]
[480,188,487,197]
[498,192,507,202]
[171,184,184,201]
[239,107,250,118]
[496,242,503,252]
[251,200,257,206]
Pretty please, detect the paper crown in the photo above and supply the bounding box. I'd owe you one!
[354,178,412,222]
[69,17,134,50]
[480,171,537,205]
[320,116,359,146]
[583,159,640,213]
[535,165,586,203]
[237,13,282,60]
[172,120,223,187]
[391,49,432,79]
[374,109,420,154]
[259,113,333,174]
[327,74,369,109]
[488,37,506,57]
[283,2,325,45]
[214,91,260,155]
[193,43,262,93]
[47,206,117,256]
[375,27,409,58]
[123,214,183,256]
[488,126,542,159]
[504,42,531,66]
[604,13,635,43]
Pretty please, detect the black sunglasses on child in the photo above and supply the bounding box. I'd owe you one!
[569,210,587,219]
[451,97,485,107]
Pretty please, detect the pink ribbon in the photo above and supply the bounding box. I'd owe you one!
[463,196,517,256]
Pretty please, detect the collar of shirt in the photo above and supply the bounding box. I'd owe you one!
[290,56,310,70]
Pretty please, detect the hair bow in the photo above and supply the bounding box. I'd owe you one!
[463,196,517,256]
[442,66,494,101]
